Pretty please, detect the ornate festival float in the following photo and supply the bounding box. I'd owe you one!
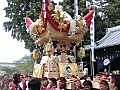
[25,0,89,79]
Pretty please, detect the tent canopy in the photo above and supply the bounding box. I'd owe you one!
[84,25,120,50]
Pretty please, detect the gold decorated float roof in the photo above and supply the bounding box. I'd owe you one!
[28,4,87,45]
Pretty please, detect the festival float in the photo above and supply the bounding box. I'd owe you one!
[25,0,88,80]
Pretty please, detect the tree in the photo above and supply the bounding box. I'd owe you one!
[102,0,120,27]
[15,55,34,73]
[0,56,34,74]
[4,0,42,51]
[0,66,16,74]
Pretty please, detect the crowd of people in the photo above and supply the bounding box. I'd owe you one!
[0,72,119,90]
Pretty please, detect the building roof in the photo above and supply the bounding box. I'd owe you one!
[84,25,120,50]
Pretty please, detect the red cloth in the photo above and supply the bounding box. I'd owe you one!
[41,86,47,90]
[46,87,55,90]
[83,9,95,28]
[24,16,33,29]
[22,80,26,90]
[9,82,17,90]
[41,0,49,29]
[41,0,70,33]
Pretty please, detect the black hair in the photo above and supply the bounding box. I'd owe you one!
[83,80,93,88]
[100,80,109,90]
[57,77,66,82]
[41,77,48,81]
[49,78,57,86]
[13,73,20,84]
[57,77,66,89]
[28,78,41,90]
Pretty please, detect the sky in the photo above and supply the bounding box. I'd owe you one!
[0,0,62,63]
[0,0,30,63]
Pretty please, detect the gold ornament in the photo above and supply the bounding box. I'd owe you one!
[52,10,60,23]
[32,49,41,60]
[30,17,45,37]
[45,43,54,55]
[77,47,85,58]
[76,16,84,32]
[52,11,69,31]
[31,24,39,36]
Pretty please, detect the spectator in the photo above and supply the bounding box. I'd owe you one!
[99,80,109,90]
[28,78,41,90]
[83,80,99,90]
[19,74,27,90]
[109,75,118,90]
[25,75,32,90]
[41,77,48,90]
[2,74,9,90]
[47,78,57,90]
[56,77,67,90]
[9,73,21,90]
[74,79,83,90]
[0,76,3,90]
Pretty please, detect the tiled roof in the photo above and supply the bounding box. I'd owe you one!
[84,25,120,49]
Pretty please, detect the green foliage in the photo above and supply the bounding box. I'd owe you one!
[0,56,34,74]
[102,0,120,27]
[4,0,42,50]
[61,0,88,18]
[94,12,106,41]
[15,55,34,73]
[0,66,16,74]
